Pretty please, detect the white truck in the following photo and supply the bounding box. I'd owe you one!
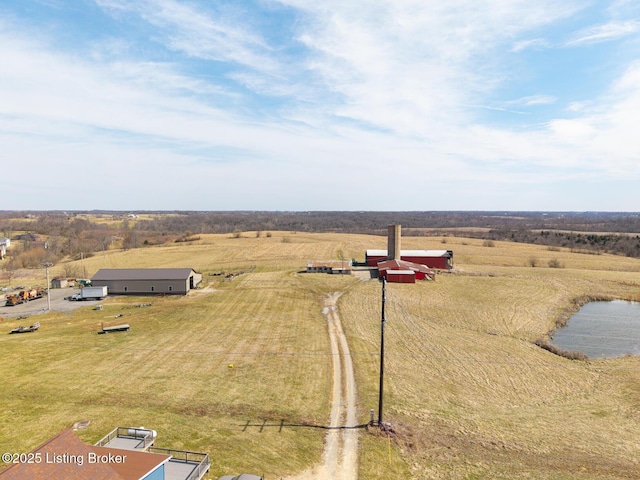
[71,285,108,301]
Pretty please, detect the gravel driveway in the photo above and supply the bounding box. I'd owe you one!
[0,287,104,319]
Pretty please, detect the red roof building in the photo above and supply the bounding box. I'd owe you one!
[366,249,453,269]
[377,259,435,282]
[0,429,124,480]
[385,270,416,283]
[0,427,208,480]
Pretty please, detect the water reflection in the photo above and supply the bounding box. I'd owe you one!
[550,300,640,358]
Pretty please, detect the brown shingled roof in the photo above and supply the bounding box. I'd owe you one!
[0,429,123,480]
[0,430,171,480]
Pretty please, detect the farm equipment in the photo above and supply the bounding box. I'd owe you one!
[5,287,47,306]
[9,321,40,334]
[98,323,130,334]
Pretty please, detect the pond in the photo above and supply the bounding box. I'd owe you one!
[550,300,640,358]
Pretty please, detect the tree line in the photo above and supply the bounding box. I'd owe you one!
[2,211,640,272]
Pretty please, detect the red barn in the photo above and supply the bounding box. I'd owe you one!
[365,250,388,266]
[366,249,453,270]
[385,270,416,283]
[377,259,435,281]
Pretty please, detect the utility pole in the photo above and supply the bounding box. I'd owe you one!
[40,262,53,312]
[378,277,387,425]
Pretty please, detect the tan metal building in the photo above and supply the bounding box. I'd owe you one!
[51,277,69,289]
[91,268,202,295]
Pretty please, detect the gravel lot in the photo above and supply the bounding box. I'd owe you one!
[0,287,104,319]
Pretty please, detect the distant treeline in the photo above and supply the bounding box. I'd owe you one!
[448,228,640,258]
[2,212,640,267]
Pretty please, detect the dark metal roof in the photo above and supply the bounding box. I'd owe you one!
[92,268,197,281]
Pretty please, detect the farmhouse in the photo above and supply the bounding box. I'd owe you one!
[91,268,202,295]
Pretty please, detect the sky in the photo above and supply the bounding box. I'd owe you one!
[1,0,640,211]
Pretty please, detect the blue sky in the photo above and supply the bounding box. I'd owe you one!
[1,0,640,211]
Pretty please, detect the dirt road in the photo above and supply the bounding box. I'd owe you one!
[288,292,359,480]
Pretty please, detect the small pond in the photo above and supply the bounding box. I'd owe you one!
[550,300,640,358]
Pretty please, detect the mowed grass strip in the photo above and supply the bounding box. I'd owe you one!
[0,267,334,478]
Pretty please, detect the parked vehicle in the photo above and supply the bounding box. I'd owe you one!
[5,287,46,306]
[71,285,108,301]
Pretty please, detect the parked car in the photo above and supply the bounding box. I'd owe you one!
[218,474,263,480]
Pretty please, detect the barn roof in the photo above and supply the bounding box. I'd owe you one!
[401,249,451,257]
[385,269,415,275]
[92,268,197,281]
[377,259,434,275]
[366,249,452,257]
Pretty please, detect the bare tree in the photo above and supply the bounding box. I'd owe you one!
[3,262,18,286]
[62,262,82,278]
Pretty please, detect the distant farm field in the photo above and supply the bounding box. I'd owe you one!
[2,232,640,479]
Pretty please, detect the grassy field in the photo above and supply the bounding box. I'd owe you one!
[2,232,640,478]
[342,236,640,479]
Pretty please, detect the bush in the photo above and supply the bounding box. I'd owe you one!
[548,258,563,268]
[534,339,588,361]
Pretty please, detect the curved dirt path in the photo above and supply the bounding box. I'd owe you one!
[288,292,359,480]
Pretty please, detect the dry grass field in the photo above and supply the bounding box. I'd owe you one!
[342,236,640,479]
[2,231,640,479]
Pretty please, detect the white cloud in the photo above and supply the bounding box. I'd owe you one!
[566,20,640,46]
[511,38,550,52]
[547,118,596,141]
[95,0,280,73]
[2,1,640,210]
[508,95,557,106]
[273,0,584,138]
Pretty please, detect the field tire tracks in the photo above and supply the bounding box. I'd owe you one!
[287,292,359,480]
